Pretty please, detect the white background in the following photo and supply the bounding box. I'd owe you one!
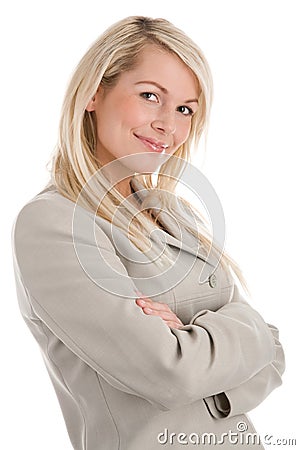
[1,0,299,448]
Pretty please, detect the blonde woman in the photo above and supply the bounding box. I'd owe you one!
[11,16,285,450]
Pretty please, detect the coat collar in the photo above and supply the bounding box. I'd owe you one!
[40,180,217,269]
[129,177,216,268]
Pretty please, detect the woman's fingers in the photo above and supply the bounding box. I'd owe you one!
[166,322,184,330]
[135,296,184,328]
[136,299,176,319]
[136,297,170,313]
[143,307,180,322]
[136,300,168,313]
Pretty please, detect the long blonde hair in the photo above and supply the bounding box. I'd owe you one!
[47,16,251,298]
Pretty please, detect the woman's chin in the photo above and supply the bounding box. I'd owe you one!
[119,151,171,174]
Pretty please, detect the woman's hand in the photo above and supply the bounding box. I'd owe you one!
[135,290,184,330]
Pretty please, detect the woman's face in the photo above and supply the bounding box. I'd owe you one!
[86,45,199,174]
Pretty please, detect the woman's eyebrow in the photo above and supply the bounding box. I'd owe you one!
[134,80,198,104]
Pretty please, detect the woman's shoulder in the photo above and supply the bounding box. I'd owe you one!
[13,184,76,230]
[24,183,77,211]
[11,183,116,254]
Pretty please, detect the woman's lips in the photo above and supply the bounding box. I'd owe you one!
[134,134,169,153]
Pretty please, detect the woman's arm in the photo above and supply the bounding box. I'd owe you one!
[12,196,276,411]
[138,284,285,418]
[204,322,285,418]
[202,285,285,418]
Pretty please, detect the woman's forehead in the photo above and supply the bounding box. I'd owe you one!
[119,45,199,98]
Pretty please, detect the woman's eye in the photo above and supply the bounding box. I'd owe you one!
[177,105,194,116]
[140,92,158,102]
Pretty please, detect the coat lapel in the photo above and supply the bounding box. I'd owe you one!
[130,177,216,267]
[39,180,217,268]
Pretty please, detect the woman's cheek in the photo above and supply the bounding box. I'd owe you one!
[123,98,151,126]
[177,122,192,147]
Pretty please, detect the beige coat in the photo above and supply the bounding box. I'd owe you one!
[11,181,285,450]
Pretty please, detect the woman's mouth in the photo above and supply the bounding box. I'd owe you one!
[134,134,169,153]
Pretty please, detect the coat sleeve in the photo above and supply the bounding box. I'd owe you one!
[12,196,277,411]
[203,286,285,418]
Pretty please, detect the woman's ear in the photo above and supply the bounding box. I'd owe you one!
[86,93,97,112]
[86,85,102,112]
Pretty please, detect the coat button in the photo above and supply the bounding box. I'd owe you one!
[208,274,217,288]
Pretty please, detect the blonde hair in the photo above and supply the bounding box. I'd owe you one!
[47,16,251,298]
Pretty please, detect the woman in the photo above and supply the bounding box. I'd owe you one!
[11,16,285,449]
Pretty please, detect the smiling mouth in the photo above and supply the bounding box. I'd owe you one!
[134,134,169,153]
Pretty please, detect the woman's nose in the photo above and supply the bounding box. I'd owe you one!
[151,110,176,136]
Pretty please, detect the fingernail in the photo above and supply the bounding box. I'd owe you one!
[138,299,146,306]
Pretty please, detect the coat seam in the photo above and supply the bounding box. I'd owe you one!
[40,320,88,450]
[95,374,121,450]
[29,291,168,411]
